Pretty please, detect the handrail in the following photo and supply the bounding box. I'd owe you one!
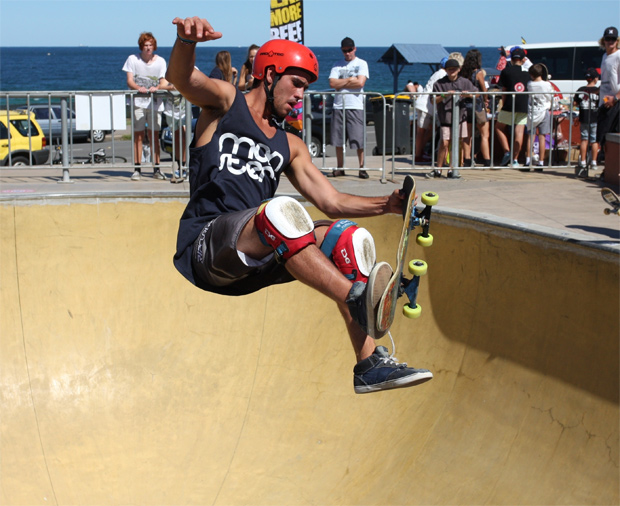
[2,89,584,183]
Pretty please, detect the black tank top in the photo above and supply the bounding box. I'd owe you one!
[173,90,291,286]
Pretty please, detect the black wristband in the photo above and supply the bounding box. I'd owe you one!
[177,34,196,45]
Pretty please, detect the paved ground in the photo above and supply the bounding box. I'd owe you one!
[2,155,618,251]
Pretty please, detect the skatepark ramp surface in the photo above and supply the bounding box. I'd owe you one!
[1,198,618,505]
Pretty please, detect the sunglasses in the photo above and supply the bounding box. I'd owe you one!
[604,37,617,42]
[342,48,354,53]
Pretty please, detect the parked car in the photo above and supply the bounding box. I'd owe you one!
[24,104,107,143]
[0,110,49,166]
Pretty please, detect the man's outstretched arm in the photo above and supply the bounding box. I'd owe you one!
[166,16,234,110]
[286,134,404,218]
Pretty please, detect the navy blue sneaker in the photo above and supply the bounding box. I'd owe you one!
[353,346,433,394]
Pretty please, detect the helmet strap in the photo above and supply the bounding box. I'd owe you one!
[264,71,285,126]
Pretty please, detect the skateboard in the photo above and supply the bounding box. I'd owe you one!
[602,188,620,215]
[368,176,438,339]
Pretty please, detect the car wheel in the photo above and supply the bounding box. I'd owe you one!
[91,130,106,143]
[11,156,30,166]
[308,137,321,157]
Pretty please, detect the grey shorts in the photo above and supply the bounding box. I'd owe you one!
[331,109,365,149]
[191,208,295,294]
[527,111,552,135]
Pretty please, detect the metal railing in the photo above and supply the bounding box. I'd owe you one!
[304,89,582,180]
[1,90,192,182]
[2,89,585,183]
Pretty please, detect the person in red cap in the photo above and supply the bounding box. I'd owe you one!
[165,16,433,394]
[495,47,531,168]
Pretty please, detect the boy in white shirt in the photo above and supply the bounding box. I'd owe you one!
[525,63,553,170]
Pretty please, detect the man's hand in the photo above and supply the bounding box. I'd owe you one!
[172,16,222,43]
[385,188,406,215]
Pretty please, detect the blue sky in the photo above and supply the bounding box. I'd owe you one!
[0,0,617,47]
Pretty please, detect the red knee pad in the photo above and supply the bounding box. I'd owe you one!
[255,197,316,260]
[320,220,376,282]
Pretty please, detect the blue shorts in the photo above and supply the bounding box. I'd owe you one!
[580,122,597,144]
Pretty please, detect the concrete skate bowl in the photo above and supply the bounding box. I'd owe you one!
[1,198,618,506]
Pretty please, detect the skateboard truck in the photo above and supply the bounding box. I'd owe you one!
[398,196,437,318]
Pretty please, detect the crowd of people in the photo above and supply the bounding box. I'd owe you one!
[415,27,619,178]
[122,26,620,183]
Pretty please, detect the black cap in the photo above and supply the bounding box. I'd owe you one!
[444,59,460,69]
[341,37,355,48]
[603,26,618,38]
[585,67,600,79]
[510,47,526,60]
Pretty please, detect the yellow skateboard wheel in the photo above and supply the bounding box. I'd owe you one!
[403,303,422,319]
[421,191,439,206]
[408,259,427,276]
[416,233,433,247]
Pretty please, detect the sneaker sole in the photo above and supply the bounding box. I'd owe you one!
[366,262,393,338]
[355,370,434,394]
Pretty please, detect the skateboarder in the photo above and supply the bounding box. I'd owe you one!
[167,16,432,393]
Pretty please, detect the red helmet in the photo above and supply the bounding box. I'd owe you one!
[252,39,318,84]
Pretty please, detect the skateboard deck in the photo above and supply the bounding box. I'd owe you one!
[602,188,620,215]
[368,176,437,339]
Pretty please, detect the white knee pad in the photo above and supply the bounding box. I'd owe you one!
[255,196,316,260]
[320,220,376,282]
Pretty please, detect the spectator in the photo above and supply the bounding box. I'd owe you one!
[414,52,463,163]
[524,63,554,171]
[597,26,620,164]
[404,80,419,93]
[238,44,259,92]
[460,49,491,167]
[328,36,370,179]
[163,89,189,182]
[508,46,532,71]
[495,47,531,167]
[122,31,168,181]
[426,58,476,179]
[210,50,238,86]
[573,68,600,176]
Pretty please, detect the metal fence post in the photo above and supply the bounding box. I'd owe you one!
[58,96,73,183]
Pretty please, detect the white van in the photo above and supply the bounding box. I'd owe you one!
[505,41,604,94]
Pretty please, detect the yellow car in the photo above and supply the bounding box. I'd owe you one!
[0,110,49,166]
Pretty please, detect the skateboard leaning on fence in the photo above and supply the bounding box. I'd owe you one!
[601,187,620,216]
[367,176,438,339]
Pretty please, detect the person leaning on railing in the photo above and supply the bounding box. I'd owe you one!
[122,31,168,181]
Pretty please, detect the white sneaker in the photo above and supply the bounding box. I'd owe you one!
[153,170,167,180]
[591,161,598,169]
[131,170,141,181]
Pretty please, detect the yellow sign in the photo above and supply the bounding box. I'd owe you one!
[270,0,304,43]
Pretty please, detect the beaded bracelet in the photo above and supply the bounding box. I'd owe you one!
[177,34,196,45]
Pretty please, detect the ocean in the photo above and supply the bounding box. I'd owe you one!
[0,46,499,95]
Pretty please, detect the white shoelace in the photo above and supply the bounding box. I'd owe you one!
[384,331,408,367]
